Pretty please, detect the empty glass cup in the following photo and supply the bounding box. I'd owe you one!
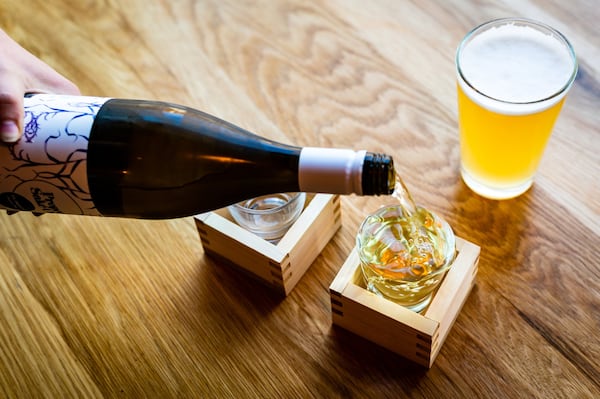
[228,192,306,243]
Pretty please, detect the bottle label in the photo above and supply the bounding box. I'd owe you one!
[0,95,109,215]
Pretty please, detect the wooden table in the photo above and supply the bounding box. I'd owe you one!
[1,1,599,397]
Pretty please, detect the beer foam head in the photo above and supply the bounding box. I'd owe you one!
[457,20,577,114]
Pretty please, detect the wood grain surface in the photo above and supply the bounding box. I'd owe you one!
[1,0,599,397]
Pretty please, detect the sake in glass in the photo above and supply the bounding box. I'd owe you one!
[456,18,577,199]
[356,180,456,313]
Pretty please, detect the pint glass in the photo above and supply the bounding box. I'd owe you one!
[456,18,577,199]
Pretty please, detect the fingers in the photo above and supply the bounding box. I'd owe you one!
[0,29,81,143]
[0,72,25,143]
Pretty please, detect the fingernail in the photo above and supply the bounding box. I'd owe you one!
[0,120,20,143]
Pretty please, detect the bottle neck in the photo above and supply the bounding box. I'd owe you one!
[298,148,395,195]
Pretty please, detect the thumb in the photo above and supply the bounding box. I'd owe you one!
[0,74,25,143]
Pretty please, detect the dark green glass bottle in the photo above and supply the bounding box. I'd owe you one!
[0,95,394,219]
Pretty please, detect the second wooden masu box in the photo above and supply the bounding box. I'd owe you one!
[330,237,480,368]
[194,194,342,296]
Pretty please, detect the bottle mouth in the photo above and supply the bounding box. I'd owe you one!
[362,152,395,195]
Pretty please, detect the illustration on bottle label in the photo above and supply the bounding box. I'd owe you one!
[0,95,108,216]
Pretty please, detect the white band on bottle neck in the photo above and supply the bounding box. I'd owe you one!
[298,148,366,195]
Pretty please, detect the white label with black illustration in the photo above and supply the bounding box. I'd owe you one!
[0,95,109,215]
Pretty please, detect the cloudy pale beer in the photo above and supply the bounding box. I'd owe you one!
[456,18,577,199]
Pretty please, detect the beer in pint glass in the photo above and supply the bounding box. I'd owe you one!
[456,18,577,199]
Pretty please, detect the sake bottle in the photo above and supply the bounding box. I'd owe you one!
[0,94,395,219]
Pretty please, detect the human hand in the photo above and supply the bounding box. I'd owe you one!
[0,28,80,143]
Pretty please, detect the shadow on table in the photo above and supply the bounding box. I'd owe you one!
[449,177,534,272]
[320,326,431,393]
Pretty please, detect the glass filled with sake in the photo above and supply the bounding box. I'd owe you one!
[356,178,456,313]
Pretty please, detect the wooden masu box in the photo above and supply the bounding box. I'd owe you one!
[194,194,342,295]
[329,237,480,368]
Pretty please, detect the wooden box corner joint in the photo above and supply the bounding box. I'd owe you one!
[329,237,480,368]
[194,194,342,295]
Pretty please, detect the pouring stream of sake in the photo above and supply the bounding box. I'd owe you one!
[391,177,418,217]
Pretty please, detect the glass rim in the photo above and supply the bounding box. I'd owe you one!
[232,192,305,215]
[455,17,578,106]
